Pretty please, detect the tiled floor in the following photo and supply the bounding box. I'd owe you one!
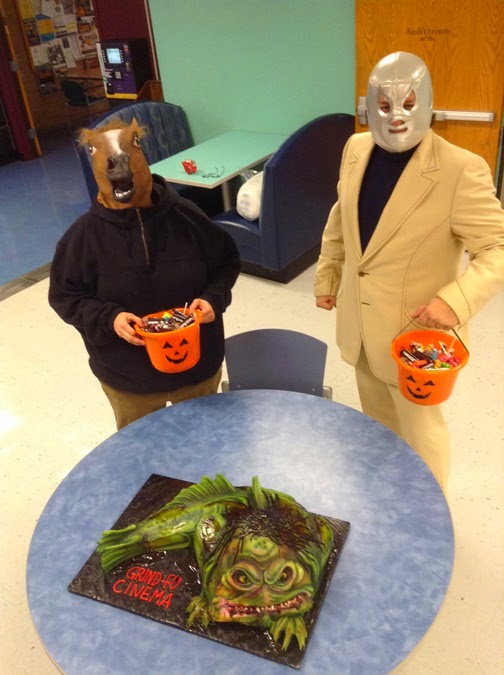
[0,130,90,295]
[0,132,503,674]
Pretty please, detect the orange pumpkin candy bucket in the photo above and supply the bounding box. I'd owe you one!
[391,329,469,405]
[134,308,202,373]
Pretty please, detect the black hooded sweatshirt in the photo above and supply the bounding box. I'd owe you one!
[49,175,241,394]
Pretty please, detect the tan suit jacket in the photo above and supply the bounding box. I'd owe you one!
[314,129,504,383]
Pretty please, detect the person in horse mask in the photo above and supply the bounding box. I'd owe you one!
[314,51,504,492]
[49,117,240,429]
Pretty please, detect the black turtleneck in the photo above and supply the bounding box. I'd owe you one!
[358,144,418,252]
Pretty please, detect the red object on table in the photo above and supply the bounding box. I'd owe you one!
[182,159,197,174]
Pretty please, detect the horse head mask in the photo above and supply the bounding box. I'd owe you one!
[79,117,153,209]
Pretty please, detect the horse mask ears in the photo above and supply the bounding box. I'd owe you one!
[79,117,153,210]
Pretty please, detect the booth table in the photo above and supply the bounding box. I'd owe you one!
[27,390,454,674]
[150,130,287,210]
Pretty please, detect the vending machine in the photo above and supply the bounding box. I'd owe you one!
[97,38,152,99]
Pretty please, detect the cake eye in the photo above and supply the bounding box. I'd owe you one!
[231,569,253,588]
[278,566,294,584]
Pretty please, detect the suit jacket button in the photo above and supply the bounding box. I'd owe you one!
[358,270,366,277]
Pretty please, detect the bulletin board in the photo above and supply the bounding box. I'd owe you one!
[16,0,100,94]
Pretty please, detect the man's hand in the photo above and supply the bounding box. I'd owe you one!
[316,295,337,310]
[113,312,145,346]
[188,298,215,323]
[413,297,459,331]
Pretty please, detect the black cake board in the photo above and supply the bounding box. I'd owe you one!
[69,474,350,669]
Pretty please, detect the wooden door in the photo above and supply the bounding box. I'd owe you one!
[355,0,504,178]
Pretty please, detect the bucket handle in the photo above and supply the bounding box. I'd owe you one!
[394,319,470,357]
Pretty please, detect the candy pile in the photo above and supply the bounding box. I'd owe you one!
[399,339,462,370]
[141,309,196,333]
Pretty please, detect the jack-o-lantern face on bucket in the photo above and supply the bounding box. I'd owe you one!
[163,337,189,364]
[406,374,435,400]
[136,308,201,373]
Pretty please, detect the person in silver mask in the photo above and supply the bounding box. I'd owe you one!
[314,51,504,492]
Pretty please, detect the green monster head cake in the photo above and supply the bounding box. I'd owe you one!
[97,474,334,651]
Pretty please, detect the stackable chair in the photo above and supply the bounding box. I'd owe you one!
[221,328,332,399]
[60,78,107,131]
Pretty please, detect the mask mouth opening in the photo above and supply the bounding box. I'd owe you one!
[111,179,136,203]
[387,120,410,134]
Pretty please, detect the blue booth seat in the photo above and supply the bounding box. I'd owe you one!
[76,100,223,216]
[211,113,355,282]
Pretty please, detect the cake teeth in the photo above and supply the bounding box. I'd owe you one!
[225,593,302,616]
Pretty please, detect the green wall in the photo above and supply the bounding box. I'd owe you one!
[148,0,355,142]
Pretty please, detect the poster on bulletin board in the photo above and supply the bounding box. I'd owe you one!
[16,0,100,95]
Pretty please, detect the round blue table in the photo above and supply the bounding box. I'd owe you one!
[27,390,453,674]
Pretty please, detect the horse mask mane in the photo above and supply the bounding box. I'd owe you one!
[79,118,153,209]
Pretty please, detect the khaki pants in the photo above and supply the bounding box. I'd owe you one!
[355,347,450,492]
[100,367,222,430]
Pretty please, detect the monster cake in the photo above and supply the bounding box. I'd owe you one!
[69,474,350,667]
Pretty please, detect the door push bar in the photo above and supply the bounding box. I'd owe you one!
[432,110,495,122]
[357,96,495,125]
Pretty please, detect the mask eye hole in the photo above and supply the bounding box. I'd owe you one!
[132,133,141,148]
[88,144,96,155]
[402,91,417,112]
[378,96,390,114]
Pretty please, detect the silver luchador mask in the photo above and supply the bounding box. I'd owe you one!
[366,52,433,153]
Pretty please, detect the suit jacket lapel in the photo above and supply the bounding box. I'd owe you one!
[361,130,439,262]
